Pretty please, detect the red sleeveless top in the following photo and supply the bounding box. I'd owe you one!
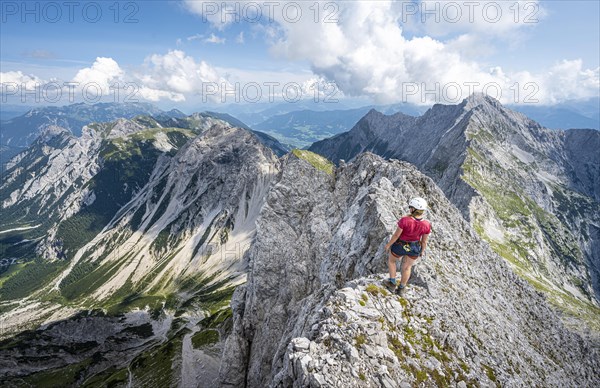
[397,216,431,242]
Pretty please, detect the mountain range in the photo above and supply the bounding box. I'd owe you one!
[250,104,427,149]
[0,113,281,386]
[1,102,165,147]
[0,102,167,168]
[0,103,289,167]
[3,97,597,165]
[0,96,598,386]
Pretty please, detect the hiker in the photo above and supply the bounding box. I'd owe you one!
[383,197,431,296]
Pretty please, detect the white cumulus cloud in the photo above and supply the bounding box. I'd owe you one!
[138,86,186,102]
[264,1,597,105]
[0,70,46,90]
[135,50,231,102]
[181,0,597,105]
[510,60,600,104]
[72,57,124,93]
[407,0,546,38]
[2,51,231,104]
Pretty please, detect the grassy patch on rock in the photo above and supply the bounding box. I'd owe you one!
[292,149,335,175]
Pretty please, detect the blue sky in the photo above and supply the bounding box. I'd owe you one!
[1,1,291,74]
[1,1,598,109]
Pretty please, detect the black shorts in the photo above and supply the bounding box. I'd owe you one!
[391,240,421,258]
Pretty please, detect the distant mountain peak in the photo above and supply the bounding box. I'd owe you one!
[464,92,502,111]
[363,108,387,120]
[165,108,186,118]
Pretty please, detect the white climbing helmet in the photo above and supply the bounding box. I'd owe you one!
[409,197,428,210]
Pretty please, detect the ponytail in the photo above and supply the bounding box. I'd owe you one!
[410,207,424,217]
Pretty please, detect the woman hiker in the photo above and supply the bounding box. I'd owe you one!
[383,197,431,296]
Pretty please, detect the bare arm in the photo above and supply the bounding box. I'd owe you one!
[385,227,403,251]
[420,234,429,256]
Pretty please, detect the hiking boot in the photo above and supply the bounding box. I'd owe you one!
[382,278,397,292]
[396,285,406,297]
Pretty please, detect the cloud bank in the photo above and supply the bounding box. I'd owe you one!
[2,1,597,105]
[180,0,599,105]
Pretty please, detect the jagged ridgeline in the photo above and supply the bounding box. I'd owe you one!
[0,101,598,387]
[310,94,600,333]
[0,113,280,385]
[0,102,172,167]
[218,152,598,387]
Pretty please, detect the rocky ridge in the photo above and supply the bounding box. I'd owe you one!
[219,152,599,387]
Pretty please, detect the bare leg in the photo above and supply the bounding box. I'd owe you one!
[387,252,398,279]
[400,257,417,286]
